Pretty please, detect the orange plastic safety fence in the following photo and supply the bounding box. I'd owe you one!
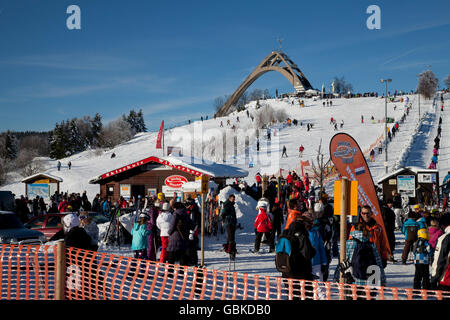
[2,244,450,300]
[63,247,450,301]
[0,244,57,300]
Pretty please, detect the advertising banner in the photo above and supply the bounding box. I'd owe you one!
[329,133,391,254]
[28,183,50,200]
[156,120,164,149]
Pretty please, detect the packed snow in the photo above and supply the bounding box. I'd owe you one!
[1,93,448,290]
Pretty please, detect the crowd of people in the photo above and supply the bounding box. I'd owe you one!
[242,167,450,297]
[14,190,94,223]
[369,97,413,162]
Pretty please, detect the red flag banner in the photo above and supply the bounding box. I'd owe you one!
[156,120,164,149]
[329,133,391,255]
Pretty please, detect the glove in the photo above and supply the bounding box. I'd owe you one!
[339,260,354,284]
[189,230,194,241]
[339,260,352,274]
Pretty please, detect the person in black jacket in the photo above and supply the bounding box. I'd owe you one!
[50,213,93,251]
[279,216,316,299]
[382,199,396,261]
[166,202,196,266]
[271,198,284,241]
[221,194,237,256]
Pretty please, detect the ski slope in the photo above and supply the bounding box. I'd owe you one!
[1,93,448,291]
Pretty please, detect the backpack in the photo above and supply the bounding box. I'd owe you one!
[275,237,292,273]
[351,240,377,280]
[406,225,418,242]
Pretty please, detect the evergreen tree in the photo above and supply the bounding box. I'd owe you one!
[123,109,146,134]
[49,123,66,159]
[68,118,85,154]
[3,130,18,160]
[136,109,147,132]
[91,113,102,147]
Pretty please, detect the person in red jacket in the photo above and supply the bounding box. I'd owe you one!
[255,172,262,186]
[58,196,69,213]
[254,198,274,253]
[118,196,128,208]
[299,145,304,158]
[304,173,310,193]
[286,172,294,185]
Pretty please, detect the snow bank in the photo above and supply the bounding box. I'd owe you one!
[218,186,257,231]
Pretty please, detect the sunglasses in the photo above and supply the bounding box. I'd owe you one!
[361,211,371,215]
[79,215,88,220]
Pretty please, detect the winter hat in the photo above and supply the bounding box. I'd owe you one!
[162,202,170,211]
[139,212,150,220]
[63,213,79,232]
[256,198,270,211]
[314,202,324,213]
[417,228,429,240]
[157,192,165,201]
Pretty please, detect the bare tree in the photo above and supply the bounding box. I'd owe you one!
[213,96,225,112]
[417,69,439,99]
[248,88,264,101]
[444,75,450,89]
[333,76,353,94]
[98,117,134,148]
[310,138,331,196]
[253,104,288,129]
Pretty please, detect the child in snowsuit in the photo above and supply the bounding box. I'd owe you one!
[370,149,375,162]
[131,213,152,259]
[254,199,274,252]
[413,229,432,290]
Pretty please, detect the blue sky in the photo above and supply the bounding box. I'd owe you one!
[0,0,450,132]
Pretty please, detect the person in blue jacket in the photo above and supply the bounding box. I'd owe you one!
[131,213,152,259]
[443,171,450,185]
[309,218,328,299]
[401,210,420,264]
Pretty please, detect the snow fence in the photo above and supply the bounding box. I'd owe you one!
[2,243,450,300]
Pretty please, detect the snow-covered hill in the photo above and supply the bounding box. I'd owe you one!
[1,94,422,199]
[2,92,448,291]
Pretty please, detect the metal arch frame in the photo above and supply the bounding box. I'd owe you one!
[215,51,314,117]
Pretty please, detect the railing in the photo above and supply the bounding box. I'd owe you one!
[1,243,449,300]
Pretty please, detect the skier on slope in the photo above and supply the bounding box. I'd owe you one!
[370,149,375,162]
[299,144,304,158]
[282,145,288,158]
